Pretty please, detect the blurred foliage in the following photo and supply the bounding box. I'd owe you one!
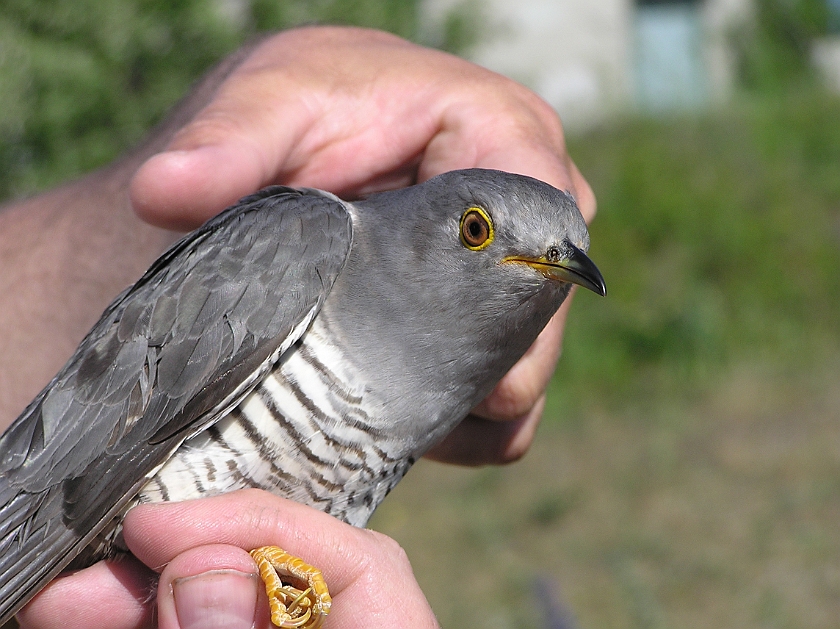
[0,0,482,201]
[249,0,419,40]
[553,90,840,420]
[418,0,483,54]
[553,1,840,420]
[733,0,835,93]
[1,0,239,199]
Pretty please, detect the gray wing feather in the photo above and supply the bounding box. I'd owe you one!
[0,186,353,624]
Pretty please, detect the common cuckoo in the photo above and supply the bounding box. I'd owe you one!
[0,168,605,627]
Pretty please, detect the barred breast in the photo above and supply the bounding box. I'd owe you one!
[137,315,413,527]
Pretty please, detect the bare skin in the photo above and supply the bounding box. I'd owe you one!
[3,26,595,628]
[18,491,441,629]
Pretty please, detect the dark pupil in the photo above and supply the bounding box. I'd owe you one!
[469,220,483,238]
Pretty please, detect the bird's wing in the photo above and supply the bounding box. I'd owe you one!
[0,186,353,623]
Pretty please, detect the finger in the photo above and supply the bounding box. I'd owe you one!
[419,78,581,188]
[124,490,375,589]
[129,85,313,231]
[156,544,266,629]
[424,394,546,466]
[415,62,596,220]
[131,27,596,232]
[129,29,439,229]
[567,157,597,223]
[123,491,440,629]
[17,556,156,629]
[130,145,273,232]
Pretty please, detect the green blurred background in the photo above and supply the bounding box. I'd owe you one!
[1,1,839,627]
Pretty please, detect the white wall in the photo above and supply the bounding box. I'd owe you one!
[424,0,632,129]
[423,0,753,131]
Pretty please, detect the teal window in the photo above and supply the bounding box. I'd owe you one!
[634,0,706,111]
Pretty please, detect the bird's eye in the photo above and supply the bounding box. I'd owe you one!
[545,240,572,262]
[460,207,494,251]
[546,245,563,262]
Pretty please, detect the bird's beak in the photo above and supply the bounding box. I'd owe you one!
[503,243,607,296]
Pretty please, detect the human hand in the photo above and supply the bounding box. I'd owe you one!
[16,490,440,629]
[130,25,597,466]
[9,26,592,629]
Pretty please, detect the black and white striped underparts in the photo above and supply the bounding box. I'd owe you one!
[137,316,412,528]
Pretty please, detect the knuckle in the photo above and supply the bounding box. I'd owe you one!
[489,78,566,143]
[168,109,244,150]
[361,530,412,568]
[365,529,407,555]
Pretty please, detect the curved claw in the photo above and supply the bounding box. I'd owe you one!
[250,546,332,629]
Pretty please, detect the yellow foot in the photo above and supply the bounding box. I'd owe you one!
[249,546,332,629]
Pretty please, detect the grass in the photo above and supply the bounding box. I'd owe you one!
[372,366,840,628]
[368,90,840,628]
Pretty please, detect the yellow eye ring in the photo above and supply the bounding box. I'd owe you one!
[460,207,494,250]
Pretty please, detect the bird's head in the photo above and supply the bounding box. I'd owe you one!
[352,169,605,321]
[328,169,605,443]
[421,168,606,298]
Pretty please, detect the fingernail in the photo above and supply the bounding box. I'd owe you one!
[173,569,258,629]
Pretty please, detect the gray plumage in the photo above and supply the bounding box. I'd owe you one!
[0,168,605,624]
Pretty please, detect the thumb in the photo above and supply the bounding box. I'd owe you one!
[157,545,269,629]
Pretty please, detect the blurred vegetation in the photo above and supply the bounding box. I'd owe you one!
[541,0,840,423]
[734,0,838,92]
[554,91,840,421]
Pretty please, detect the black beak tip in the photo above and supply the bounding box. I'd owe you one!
[591,274,607,297]
[567,242,607,297]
